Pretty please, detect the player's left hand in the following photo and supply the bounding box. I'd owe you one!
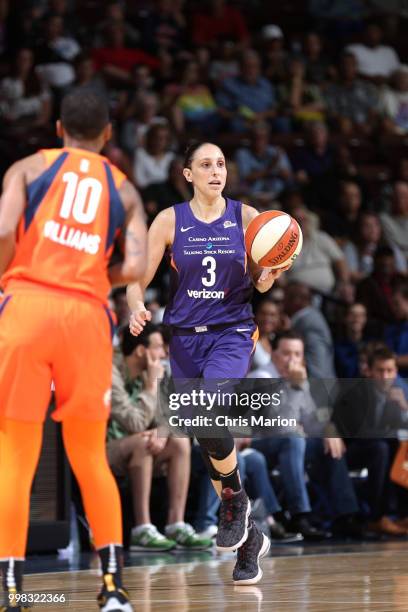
[257,264,291,286]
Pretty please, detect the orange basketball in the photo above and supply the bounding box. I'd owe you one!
[245,210,303,269]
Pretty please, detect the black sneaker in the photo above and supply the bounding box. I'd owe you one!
[97,574,133,612]
[269,521,303,544]
[216,488,251,552]
[233,520,270,585]
[288,515,331,541]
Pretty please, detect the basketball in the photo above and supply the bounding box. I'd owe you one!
[245,210,303,269]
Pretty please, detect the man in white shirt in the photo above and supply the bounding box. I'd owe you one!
[347,21,400,84]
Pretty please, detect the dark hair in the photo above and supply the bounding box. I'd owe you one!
[60,87,110,140]
[271,330,304,351]
[373,245,394,261]
[121,323,160,357]
[184,141,211,169]
[367,345,396,368]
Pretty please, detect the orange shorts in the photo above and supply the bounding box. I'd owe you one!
[0,285,113,423]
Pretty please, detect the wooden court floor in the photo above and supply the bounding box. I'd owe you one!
[24,542,408,612]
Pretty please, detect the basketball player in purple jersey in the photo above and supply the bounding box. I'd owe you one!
[127,142,289,585]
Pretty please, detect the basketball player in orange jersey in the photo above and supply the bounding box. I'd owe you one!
[0,88,147,612]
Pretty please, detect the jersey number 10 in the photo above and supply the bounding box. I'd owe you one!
[60,171,102,224]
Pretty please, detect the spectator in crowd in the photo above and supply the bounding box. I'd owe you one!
[278,58,326,129]
[251,297,289,370]
[191,0,250,49]
[283,283,336,378]
[216,49,279,133]
[380,65,408,135]
[165,59,219,136]
[108,325,212,551]
[72,53,107,94]
[35,12,81,91]
[140,0,187,54]
[235,121,293,200]
[250,331,363,539]
[261,24,290,86]
[385,281,408,377]
[121,92,167,154]
[286,204,349,295]
[346,21,400,84]
[302,31,333,85]
[380,181,408,264]
[192,440,302,543]
[141,157,192,222]
[334,303,368,378]
[0,47,51,135]
[93,1,140,49]
[324,180,363,242]
[325,52,380,136]
[343,211,407,282]
[209,40,240,86]
[333,346,408,535]
[356,246,400,327]
[133,123,175,190]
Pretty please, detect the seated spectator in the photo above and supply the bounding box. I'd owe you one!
[251,297,289,370]
[302,31,334,85]
[346,20,400,84]
[324,180,363,242]
[93,1,140,48]
[133,123,175,190]
[283,283,336,378]
[141,157,192,222]
[385,281,408,377]
[191,0,249,49]
[235,121,293,200]
[343,211,407,282]
[140,0,187,53]
[35,12,81,90]
[192,439,302,543]
[92,21,159,87]
[261,24,290,86]
[380,65,408,135]
[0,47,51,135]
[108,325,212,550]
[278,58,326,129]
[165,60,220,136]
[209,40,240,86]
[216,49,279,133]
[325,52,380,136]
[334,303,369,377]
[72,53,107,94]
[286,204,349,295]
[356,246,401,327]
[380,181,408,263]
[333,346,408,535]
[121,92,167,155]
[250,331,363,539]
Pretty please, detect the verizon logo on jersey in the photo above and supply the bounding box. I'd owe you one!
[43,220,101,255]
[187,289,225,299]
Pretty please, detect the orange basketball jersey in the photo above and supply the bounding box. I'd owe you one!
[1,147,127,303]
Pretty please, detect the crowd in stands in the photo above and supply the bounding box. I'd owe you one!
[2,0,408,548]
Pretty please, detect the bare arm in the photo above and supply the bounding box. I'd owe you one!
[242,204,289,293]
[127,207,175,332]
[0,161,28,276]
[108,180,148,287]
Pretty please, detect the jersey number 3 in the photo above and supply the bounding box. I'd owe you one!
[202,256,217,287]
[60,171,102,224]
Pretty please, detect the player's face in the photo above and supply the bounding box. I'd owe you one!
[185,144,227,198]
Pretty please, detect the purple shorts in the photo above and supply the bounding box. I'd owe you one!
[169,323,258,379]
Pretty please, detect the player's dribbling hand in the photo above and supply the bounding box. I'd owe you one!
[257,264,292,290]
[129,305,152,336]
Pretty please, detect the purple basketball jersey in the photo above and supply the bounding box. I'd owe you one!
[163,199,253,328]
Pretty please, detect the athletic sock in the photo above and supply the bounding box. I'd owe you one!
[219,464,241,492]
[98,544,123,589]
[1,558,24,604]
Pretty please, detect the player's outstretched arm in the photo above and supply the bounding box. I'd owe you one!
[242,203,291,293]
[0,161,27,276]
[109,180,148,287]
[127,207,175,335]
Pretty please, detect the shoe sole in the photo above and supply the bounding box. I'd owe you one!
[233,533,271,586]
[130,545,175,552]
[271,534,303,544]
[99,597,133,611]
[216,498,251,553]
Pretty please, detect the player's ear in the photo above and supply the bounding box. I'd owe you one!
[104,123,113,143]
[183,168,193,183]
[56,120,64,139]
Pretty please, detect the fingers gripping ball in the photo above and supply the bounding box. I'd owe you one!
[245,210,303,269]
